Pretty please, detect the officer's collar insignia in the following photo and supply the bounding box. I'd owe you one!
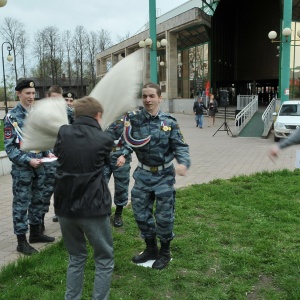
[123,116,151,148]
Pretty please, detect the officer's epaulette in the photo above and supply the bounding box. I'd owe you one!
[161,112,177,121]
[127,110,138,118]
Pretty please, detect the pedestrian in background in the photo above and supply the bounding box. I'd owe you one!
[207,93,218,127]
[4,79,55,255]
[193,96,207,129]
[53,96,114,300]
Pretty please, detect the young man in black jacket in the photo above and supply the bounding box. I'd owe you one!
[53,96,114,300]
[193,97,207,128]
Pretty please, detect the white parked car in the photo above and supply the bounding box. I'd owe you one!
[273,100,300,142]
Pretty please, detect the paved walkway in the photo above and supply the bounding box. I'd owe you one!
[0,113,299,270]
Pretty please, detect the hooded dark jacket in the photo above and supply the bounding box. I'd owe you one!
[53,115,114,218]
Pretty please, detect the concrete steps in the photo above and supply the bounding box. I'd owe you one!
[215,108,236,119]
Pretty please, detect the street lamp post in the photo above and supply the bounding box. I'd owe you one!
[280,0,292,103]
[267,0,292,104]
[149,0,157,83]
[1,41,13,115]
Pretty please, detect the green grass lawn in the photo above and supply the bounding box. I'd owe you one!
[1,169,300,299]
[0,119,4,151]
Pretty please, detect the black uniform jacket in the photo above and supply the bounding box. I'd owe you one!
[53,115,114,218]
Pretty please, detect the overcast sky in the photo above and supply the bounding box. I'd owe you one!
[0,0,186,42]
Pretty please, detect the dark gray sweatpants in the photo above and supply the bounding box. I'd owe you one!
[59,215,114,300]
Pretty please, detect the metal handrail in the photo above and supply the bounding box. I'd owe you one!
[237,95,256,110]
[261,98,276,136]
[235,96,258,136]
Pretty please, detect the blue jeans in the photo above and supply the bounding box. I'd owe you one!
[195,114,204,128]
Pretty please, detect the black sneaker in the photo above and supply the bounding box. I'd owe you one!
[52,215,58,222]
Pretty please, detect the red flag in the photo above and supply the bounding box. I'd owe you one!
[205,81,210,96]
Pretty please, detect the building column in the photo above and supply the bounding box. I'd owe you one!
[166,31,178,99]
[252,80,256,95]
[97,57,107,79]
[182,50,189,98]
[111,53,118,66]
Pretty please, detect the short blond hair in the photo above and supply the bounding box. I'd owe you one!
[48,85,63,96]
[74,96,104,118]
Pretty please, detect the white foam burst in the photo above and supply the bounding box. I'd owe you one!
[21,98,68,151]
[90,49,143,129]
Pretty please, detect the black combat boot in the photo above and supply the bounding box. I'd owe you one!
[29,224,55,243]
[17,234,38,255]
[132,238,159,263]
[152,240,171,270]
[113,206,123,227]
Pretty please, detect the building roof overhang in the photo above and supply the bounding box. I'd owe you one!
[97,7,211,60]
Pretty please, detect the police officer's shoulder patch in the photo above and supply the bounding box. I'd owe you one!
[4,127,12,139]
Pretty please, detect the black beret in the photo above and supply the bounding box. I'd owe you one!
[63,92,76,99]
[15,80,35,91]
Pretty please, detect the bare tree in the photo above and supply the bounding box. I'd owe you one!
[0,17,25,83]
[97,29,112,52]
[62,30,73,89]
[116,31,131,43]
[0,20,114,95]
[17,29,30,78]
[86,31,98,91]
[31,30,50,95]
[43,26,62,84]
[72,26,88,97]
